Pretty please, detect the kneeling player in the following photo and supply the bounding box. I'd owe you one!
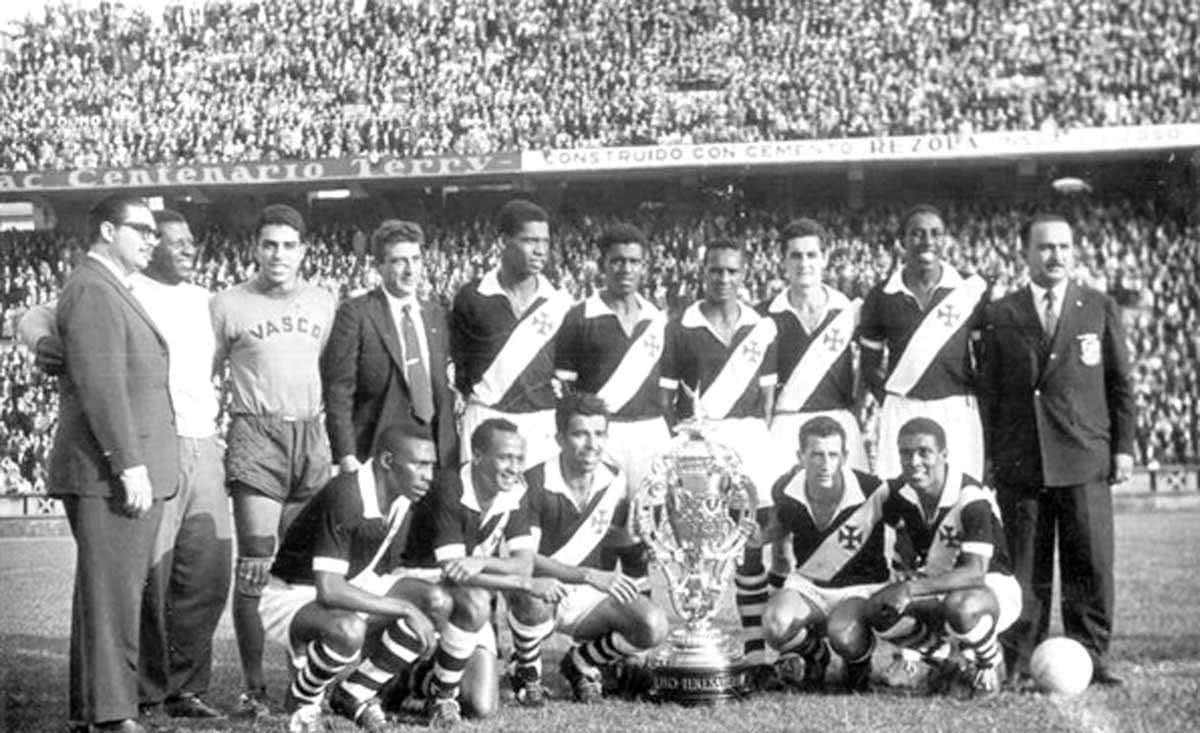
[258,426,445,733]
[506,393,668,705]
[827,418,1021,697]
[413,419,562,728]
[761,417,889,692]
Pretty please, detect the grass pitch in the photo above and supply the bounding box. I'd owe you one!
[2,511,1199,732]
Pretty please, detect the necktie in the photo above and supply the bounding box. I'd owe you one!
[401,304,434,423]
[1043,289,1058,343]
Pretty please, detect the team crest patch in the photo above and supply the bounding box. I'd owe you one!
[1077,333,1101,366]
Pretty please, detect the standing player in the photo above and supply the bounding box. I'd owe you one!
[451,200,571,469]
[258,425,443,733]
[858,205,986,478]
[658,239,779,675]
[763,219,866,475]
[409,419,562,728]
[210,204,337,716]
[555,223,671,497]
[827,418,1021,697]
[505,393,668,705]
[761,417,888,692]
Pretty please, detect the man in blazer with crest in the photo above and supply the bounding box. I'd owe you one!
[49,195,180,732]
[322,220,458,474]
[980,211,1135,687]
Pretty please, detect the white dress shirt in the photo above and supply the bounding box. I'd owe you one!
[383,288,430,375]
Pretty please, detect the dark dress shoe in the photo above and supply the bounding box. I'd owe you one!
[165,694,223,719]
[1091,665,1124,687]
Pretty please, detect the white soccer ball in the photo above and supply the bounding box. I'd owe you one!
[1030,637,1093,696]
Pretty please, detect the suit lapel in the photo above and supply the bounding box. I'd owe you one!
[84,258,167,347]
[366,289,407,375]
[1040,281,1080,382]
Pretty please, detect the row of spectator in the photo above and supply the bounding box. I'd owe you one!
[1,195,1197,492]
[2,0,1198,172]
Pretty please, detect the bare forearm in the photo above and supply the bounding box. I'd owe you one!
[533,554,589,584]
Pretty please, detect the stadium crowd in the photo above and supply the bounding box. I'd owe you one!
[0,196,1195,494]
[2,0,1198,172]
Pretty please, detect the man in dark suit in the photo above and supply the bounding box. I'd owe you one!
[49,195,180,732]
[322,220,458,474]
[980,212,1135,687]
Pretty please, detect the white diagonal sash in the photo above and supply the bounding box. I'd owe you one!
[473,511,512,558]
[473,291,572,406]
[550,471,627,566]
[885,275,984,396]
[699,318,777,419]
[776,300,860,413]
[922,501,964,577]
[597,313,667,413]
[796,473,886,582]
[348,495,412,588]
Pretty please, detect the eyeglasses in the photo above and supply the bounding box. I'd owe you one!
[118,221,160,239]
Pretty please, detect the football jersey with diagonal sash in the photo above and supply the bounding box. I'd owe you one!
[416,464,537,564]
[881,470,1012,577]
[554,293,666,419]
[450,269,571,412]
[859,267,986,400]
[659,301,777,420]
[525,456,630,569]
[772,464,889,587]
[762,286,859,413]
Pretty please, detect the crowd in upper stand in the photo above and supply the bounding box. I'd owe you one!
[1,195,1196,494]
[2,0,1198,172]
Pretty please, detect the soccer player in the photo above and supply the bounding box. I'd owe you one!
[210,204,337,716]
[658,239,779,676]
[761,417,889,692]
[858,205,986,478]
[259,425,444,733]
[451,200,572,469]
[411,418,562,728]
[554,223,671,497]
[505,393,668,705]
[763,218,867,474]
[827,417,1021,697]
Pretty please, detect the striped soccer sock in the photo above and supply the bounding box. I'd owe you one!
[291,640,358,705]
[736,547,769,664]
[508,612,555,678]
[339,618,424,706]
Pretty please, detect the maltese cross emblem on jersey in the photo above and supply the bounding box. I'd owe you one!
[823,326,846,353]
[532,311,556,336]
[740,339,763,364]
[936,303,960,328]
[643,332,661,355]
[838,524,863,551]
[938,524,962,548]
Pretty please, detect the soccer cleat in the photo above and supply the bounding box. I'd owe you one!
[878,652,932,691]
[328,686,392,732]
[285,700,324,733]
[510,664,548,707]
[424,697,462,730]
[970,663,1003,698]
[774,654,807,690]
[233,687,272,719]
[844,657,872,693]
[746,662,785,692]
[927,657,971,697]
[559,653,604,703]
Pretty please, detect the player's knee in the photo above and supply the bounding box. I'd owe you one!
[325,612,367,656]
[762,597,796,648]
[628,604,670,649]
[461,685,499,720]
[452,587,494,630]
[423,584,454,627]
[506,590,552,626]
[942,588,997,633]
[826,598,871,657]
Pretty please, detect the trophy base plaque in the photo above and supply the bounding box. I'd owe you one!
[647,628,753,706]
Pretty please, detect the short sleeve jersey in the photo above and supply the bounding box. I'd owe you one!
[409,464,537,564]
[659,301,777,420]
[771,465,889,586]
[881,470,1012,576]
[211,280,335,419]
[858,267,983,400]
[524,456,631,570]
[554,293,664,420]
[759,286,856,413]
[449,270,563,413]
[271,460,425,585]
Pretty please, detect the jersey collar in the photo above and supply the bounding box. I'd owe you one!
[680,299,762,338]
[459,463,526,523]
[782,463,864,518]
[542,455,618,510]
[881,264,964,298]
[896,466,964,522]
[478,267,557,300]
[767,284,849,318]
[583,291,661,321]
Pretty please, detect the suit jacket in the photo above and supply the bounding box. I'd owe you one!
[48,256,179,499]
[980,281,1135,487]
[322,288,458,468]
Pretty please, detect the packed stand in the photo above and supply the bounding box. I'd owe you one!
[2,0,1198,173]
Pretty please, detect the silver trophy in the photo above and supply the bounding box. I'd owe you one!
[633,405,758,705]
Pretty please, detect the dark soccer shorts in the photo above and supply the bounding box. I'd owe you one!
[225,414,331,504]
